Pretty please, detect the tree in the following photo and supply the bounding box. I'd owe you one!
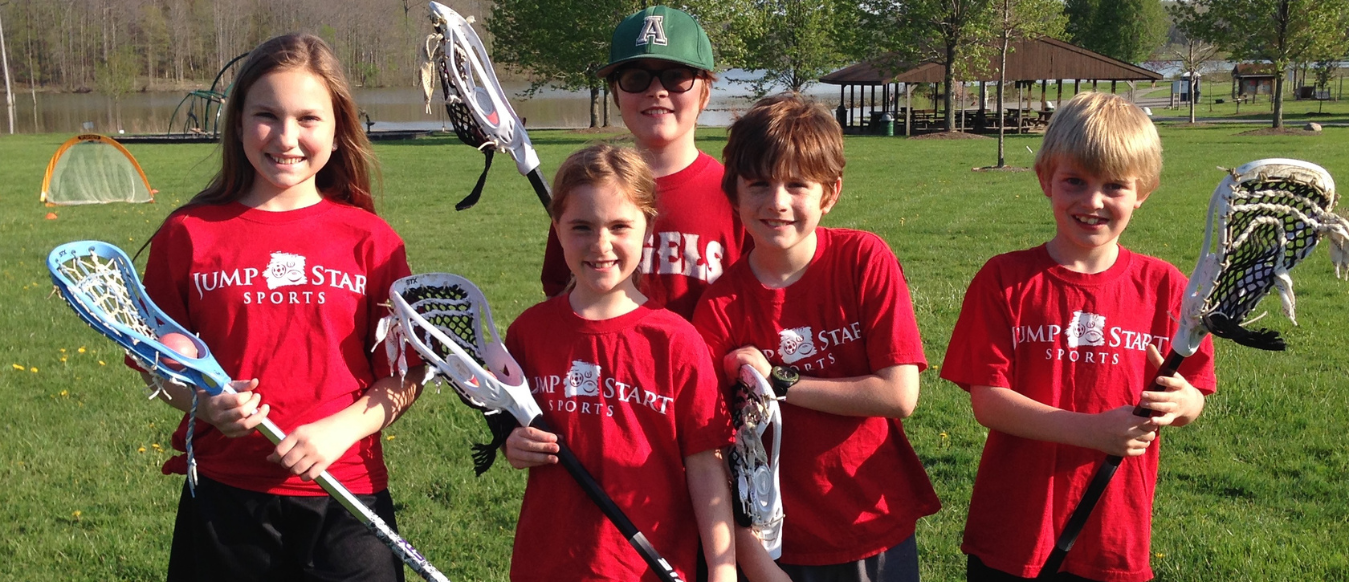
[734,0,852,97]
[1065,0,1168,63]
[488,0,628,128]
[1172,37,1219,124]
[989,0,1064,167]
[94,43,136,131]
[1312,59,1337,113]
[1172,0,1349,128]
[862,0,996,133]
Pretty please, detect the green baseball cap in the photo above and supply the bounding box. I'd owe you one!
[597,6,714,78]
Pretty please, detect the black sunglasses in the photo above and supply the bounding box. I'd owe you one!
[612,66,699,94]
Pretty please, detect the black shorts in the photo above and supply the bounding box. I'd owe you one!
[167,474,405,582]
[777,534,920,582]
[966,554,1100,582]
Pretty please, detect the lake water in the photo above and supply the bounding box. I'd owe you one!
[0,70,839,135]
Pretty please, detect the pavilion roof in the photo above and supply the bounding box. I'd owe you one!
[820,36,1162,86]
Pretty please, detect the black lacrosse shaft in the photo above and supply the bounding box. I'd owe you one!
[528,416,685,582]
[1038,350,1186,579]
[526,168,553,210]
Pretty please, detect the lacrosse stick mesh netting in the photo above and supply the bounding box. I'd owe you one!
[1203,166,1340,346]
[399,281,484,366]
[58,254,158,339]
[728,379,783,553]
[393,279,518,474]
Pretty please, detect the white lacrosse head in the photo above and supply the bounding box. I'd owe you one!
[428,1,541,177]
[1173,159,1338,356]
[386,273,541,426]
[731,366,784,559]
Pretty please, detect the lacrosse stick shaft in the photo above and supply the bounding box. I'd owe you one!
[1038,350,1185,579]
[228,389,452,582]
[526,168,553,209]
[530,416,685,582]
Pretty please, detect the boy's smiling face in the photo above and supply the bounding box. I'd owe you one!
[737,173,840,259]
[614,60,708,152]
[1040,159,1150,270]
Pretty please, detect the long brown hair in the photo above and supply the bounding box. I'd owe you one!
[190,33,377,212]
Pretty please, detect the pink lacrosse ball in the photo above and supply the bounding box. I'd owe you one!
[160,333,198,370]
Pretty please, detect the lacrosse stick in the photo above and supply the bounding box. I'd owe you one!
[47,241,451,582]
[424,1,551,211]
[728,366,784,559]
[1039,159,1347,578]
[384,273,686,582]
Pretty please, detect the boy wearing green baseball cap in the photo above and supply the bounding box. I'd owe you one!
[540,6,751,323]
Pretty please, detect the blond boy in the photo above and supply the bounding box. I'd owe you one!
[941,92,1218,582]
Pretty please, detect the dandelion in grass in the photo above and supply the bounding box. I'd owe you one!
[30,367,37,373]
[386,435,396,441]
[98,361,105,366]
[138,446,146,453]
[72,510,82,521]
[78,347,86,354]
[11,364,22,371]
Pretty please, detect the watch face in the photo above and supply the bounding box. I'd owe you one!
[772,366,799,385]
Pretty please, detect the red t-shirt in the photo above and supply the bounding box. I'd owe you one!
[693,228,939,566]
[940,245,1218,582]
[140,200,412,496]
[542,152,750,320]
[505,297,733,582]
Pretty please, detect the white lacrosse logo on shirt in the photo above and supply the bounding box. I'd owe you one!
[1066,310,1107,348]
[778,327,817,364]
[565,360,602,397]
[636,15,668,46]
[264,252,307,290]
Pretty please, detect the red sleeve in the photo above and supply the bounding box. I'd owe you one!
[855,235,927,372]
[940,260,1015,391]
[691,288,737,388]
[541,225,570,298]
[365,231,419,379]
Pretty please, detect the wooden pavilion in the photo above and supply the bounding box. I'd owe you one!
[1231,63,1279,103]
[820,36,1162,135]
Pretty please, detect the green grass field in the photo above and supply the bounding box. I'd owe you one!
[1,125,1346,581]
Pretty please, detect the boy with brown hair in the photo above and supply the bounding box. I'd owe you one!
[941,91,1218,582]
[694,93,939,582]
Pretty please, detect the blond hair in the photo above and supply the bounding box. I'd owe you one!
[1034,92,1161,194]
[721,93,845,205]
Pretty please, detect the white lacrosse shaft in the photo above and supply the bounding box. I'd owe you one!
[736,366,784,559]
[428,3,544,180]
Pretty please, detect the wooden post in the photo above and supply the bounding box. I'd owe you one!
[905,83,912,136]
[1111,80,1117,94]
[1016,81,1024,134]
[1057,79,1063,108]
[1075,79,1080,95]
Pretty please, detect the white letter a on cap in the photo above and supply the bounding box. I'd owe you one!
[637,15,668,46]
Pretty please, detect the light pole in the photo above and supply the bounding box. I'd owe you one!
[0,1,13,134]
